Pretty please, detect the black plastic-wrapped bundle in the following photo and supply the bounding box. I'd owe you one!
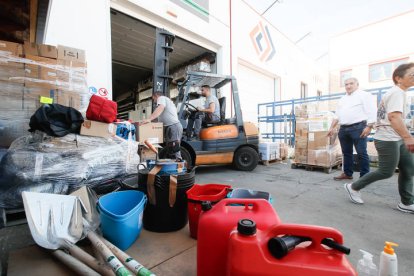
[0,131,139,208]
[138,168,195,232]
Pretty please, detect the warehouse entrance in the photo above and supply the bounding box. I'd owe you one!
[110,10,216,120]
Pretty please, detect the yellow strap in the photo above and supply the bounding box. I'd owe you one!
[169,175,178,207]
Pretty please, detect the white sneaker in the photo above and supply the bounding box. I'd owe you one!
[344,183,364,204]
[397,202,414,214]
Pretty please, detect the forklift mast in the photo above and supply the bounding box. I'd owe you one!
[153,28,175,98]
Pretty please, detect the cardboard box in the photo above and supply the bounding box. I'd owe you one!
[308,131,338,150]
[294,148,308,163]
[0,81,25,111]
[80,120,116,138]
[307,146,342,167]
[24,55,57,88]
[0,62,25,83]
[0,40,23,56]
[56,59,87,91]
[25,42,58,59]
[56,89,81,110]
[138,146,157,162]
[280,143,289,160]
[57,45,86,62]
[135,122,163,143]
[24,85,58,110]
[295,136,308,149]
[39,44,58,59]
[23,42,39,57]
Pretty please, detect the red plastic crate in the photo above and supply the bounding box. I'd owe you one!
[186,184,231,239]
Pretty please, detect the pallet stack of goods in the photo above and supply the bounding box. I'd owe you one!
[306,112,342,168]
[259,141,290,165]
[294,104,310,164]
[0,40,89,147]
[294,104,342,170]
[259,142,280,165]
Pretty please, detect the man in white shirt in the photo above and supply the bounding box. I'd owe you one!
[328,77,377,180]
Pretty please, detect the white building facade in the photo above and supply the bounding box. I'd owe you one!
[44,0,327,123]
[329,10,414,93]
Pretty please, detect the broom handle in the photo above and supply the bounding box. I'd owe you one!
[87,231,133,276]
[101,237,155,276]
[67,243,115,276]
[52,249,100,276]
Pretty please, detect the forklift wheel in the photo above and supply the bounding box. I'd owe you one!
[180,147,193,168]
[159,146,193,169]
[233,147,259,171]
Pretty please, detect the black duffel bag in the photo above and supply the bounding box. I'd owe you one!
[29,104,84,137]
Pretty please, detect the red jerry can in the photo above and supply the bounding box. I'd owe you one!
[226,221,357,276]
[197,198,280,276]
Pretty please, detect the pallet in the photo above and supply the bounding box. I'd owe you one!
[0,208,27,228]
[260,159,282,166]
[290,161,342,174]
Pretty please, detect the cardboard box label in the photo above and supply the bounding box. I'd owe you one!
[309,133,315,141]
[57,45,86,62]
[40,96,53,104]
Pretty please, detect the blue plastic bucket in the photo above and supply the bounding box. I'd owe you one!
[146,160,187,175]
[98,190,147,250]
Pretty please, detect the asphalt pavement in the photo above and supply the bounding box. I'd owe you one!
[1,161,413,275]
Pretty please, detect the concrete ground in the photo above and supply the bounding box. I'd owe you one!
[2,161,414,275]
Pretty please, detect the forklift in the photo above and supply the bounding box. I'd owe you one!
[174,71,260,171]
[153,29,259,171]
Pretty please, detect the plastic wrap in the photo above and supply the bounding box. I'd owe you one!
[294,110,341,166]
[0,131,140,208]
[307,144,342,167]
[0,48,90,147]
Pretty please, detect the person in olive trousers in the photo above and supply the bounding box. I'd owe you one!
[344,63,414,214]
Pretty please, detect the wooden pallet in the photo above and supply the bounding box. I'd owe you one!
[260,159,283,166]
[290,161,342,174]
[0,208,27,228]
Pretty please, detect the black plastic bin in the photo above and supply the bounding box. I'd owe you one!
[91,178,122,196]
[138,168,195,232]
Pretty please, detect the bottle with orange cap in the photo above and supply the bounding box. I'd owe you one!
[379,241,398,276]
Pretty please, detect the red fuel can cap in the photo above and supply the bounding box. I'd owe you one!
[237,219,257,236]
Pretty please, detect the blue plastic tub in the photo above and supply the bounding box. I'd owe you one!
[146,160,187,175]
[98,190,147,250]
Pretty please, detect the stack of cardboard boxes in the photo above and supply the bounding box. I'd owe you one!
[294,118,309,164]
[0,40,88,147]
[294,104,342,168]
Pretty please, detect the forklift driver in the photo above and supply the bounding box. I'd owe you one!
[186,85,220,139]
[140,91,183,161]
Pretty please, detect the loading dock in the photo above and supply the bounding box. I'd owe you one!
[110,10,216,119]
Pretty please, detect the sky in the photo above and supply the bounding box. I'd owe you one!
[244,0,414,62]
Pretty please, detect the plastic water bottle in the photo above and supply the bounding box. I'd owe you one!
[357,249,378,276]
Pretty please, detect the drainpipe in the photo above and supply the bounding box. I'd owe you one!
[229,0,233,117]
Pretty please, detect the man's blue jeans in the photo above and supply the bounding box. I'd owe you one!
[338,122,370,177]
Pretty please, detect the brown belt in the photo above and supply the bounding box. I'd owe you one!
[147,164,181,207]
